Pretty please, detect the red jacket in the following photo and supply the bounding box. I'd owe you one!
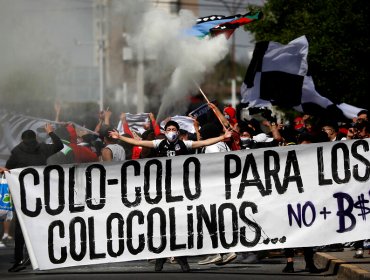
[66,124,99,163]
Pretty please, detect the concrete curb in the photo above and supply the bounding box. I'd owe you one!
[315,252,370,280]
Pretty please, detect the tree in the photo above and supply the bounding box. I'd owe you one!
[244,0,370,110]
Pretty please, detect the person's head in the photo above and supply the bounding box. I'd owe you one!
[294,117,305,132]
[99,126,118,144]
[164,120,180,142]
[21,130,37,143]
[356,110,368,123]
[297,132,313,144]
[239,126,255,139]
[321,120,338,141]
[354,120,370,139]
[239,126,256,149]
[179,129,189,141]
[141,129,155,140]
[223,105,237,126]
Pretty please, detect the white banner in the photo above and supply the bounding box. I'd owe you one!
[6,139,370,270]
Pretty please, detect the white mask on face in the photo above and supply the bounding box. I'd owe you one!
[165,131,178,142]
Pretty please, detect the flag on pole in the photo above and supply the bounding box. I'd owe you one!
[241,35,363,120]
[187,11,262,39]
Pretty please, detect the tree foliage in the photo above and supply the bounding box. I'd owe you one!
[245,0,370,110]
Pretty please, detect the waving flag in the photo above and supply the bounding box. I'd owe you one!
[0,110,97,166]
[187,11,262,39]
[241,35,363,120]
[116,113,149,136]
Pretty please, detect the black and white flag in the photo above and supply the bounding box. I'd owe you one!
[241,35,363,120]
[0,110,96,166]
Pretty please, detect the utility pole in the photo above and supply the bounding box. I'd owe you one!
[136,45,145,113]
[97,0,106,112]
[74,0,106,111]
[98,37,105,111]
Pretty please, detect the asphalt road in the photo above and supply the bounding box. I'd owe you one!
[0,246,337,280]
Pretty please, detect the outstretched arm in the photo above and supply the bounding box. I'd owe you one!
[109,130,154,148]
[0,166,9,173]
[191,129,232,149]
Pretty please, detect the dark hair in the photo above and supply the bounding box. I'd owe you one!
[164,120,180,131]
[297,132,313,144]
[179,129,189,136]
[21,130,36,142]
[239,126,256,137]
[99,125,115,139]
[357,109,368,117]
[82,133,98,144]
[141,129,155,140]
[354,120,370,131]
[321,120,338,132]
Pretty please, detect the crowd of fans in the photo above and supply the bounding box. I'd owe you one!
[0,100,369,273]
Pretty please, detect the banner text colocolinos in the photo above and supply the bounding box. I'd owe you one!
[6,139,370,270]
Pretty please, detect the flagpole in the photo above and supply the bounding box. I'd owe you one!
[193,81,211,104]
[193,80,229,131]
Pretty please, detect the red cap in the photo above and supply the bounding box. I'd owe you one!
[224,106,237,125]
[294,117,304,130]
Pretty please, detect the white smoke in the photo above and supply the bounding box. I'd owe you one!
[116,0,230,120]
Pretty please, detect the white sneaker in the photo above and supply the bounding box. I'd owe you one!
[2,236,14,247]
[198,254,222,265]
[216,252,237,265]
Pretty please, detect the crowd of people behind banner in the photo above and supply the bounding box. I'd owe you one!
[0,100,369,273]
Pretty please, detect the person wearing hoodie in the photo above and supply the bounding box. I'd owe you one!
[5,123,63,272]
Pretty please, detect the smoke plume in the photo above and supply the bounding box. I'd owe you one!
[115,0,229,120]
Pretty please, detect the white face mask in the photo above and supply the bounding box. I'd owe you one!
[165,131,178,142]
[240,137,250,141]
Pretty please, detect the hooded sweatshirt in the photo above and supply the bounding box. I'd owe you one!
[6,132,63,169]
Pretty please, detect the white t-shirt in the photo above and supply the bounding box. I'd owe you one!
[203,141,230,153]
[105,144,126,161]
